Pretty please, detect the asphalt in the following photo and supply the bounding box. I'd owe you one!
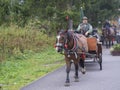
[21,48,120,90]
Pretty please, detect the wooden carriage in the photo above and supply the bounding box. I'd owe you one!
[86,37,102,70]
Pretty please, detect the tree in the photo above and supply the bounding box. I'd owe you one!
[0,0,120,29]
[0,0,10,25]
[82,0,120,27]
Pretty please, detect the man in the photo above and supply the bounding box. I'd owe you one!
[76,16,93,36]
[103,20,111,30]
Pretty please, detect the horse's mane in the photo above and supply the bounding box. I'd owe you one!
[59,30,73,41]
[66,31,73,41]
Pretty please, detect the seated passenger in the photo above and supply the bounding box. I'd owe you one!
[76,16,93,37]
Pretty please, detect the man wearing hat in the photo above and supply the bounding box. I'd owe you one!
[76,16,93,36]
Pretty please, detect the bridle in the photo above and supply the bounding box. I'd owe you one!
[55,32,69,51]
[55,31,82,52]
[55,30,86,59]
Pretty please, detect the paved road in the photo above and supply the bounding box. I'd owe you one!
[21,48,120,90]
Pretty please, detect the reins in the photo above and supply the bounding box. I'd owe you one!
[61,32,85,58]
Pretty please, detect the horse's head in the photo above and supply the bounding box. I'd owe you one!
[102,28,108,36]
[55,30,70,53]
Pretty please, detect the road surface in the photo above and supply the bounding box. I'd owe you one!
[21,48,120,90]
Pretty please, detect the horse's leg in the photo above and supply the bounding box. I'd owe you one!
[101,36,104,45]
[65,59,71,86]
[74,61,79,82]
[105,39,108,48]
[102,38,104,45]
[112,36,114,45]
[103,36,105,46]
[109,37,113,47]
[110,38,113,47]
[108,39,111,48]
[79,58,86,74]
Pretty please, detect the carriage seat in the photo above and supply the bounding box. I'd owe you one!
[87,37,97,52]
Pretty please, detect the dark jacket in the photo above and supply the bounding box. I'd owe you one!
[103,22,111,30]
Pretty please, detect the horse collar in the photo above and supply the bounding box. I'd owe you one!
[71,34,78,52]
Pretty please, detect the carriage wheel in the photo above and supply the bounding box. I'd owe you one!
[97,43,102,70]
[98,53,102,70]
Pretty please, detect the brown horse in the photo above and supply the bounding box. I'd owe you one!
[102,27,116,48]
[55,30,88,86]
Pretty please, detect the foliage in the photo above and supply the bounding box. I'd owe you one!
[0,24,64,89]
[0,0,120,28]
[0,1,120,89]
[0,25,55,61]
[0,47,64,90]
[0,0,10,25]
[82,0,120,26]
[110,44,120,56]
[111,44,120,51]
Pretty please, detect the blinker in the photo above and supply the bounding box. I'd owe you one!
[65,44,68,48]
[54,44,57,48]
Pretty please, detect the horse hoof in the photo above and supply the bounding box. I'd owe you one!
[74,78,79,82]
[64,83,70,86]
[82,72,86,74]
[81,68,86,74]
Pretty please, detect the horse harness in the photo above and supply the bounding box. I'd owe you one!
[63,32,86,59]
[80,23,90,35]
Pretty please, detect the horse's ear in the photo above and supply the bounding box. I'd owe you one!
[65,30,68,33]
[56,30,60,34]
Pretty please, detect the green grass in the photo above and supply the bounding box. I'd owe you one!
[0,25,56,62]
[0,47,64,90]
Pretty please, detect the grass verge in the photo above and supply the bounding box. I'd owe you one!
[0,47,64,90]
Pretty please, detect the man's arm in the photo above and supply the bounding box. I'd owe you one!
[87,24,93,33]
[85,24,93,36]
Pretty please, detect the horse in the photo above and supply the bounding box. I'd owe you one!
[55,30,88,86]
[102,27,116,48]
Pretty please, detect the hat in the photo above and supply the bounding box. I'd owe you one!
[83,16,88,20]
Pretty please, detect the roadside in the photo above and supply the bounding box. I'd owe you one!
[0,47,64,90]
[21,48,120,90]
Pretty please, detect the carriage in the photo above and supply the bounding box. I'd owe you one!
[85,37,102,70]
[55,30,102,86]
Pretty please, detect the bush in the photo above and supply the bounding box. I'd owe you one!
[0,25,55,61]
[110,44,120,56]
[110,44,120,51]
